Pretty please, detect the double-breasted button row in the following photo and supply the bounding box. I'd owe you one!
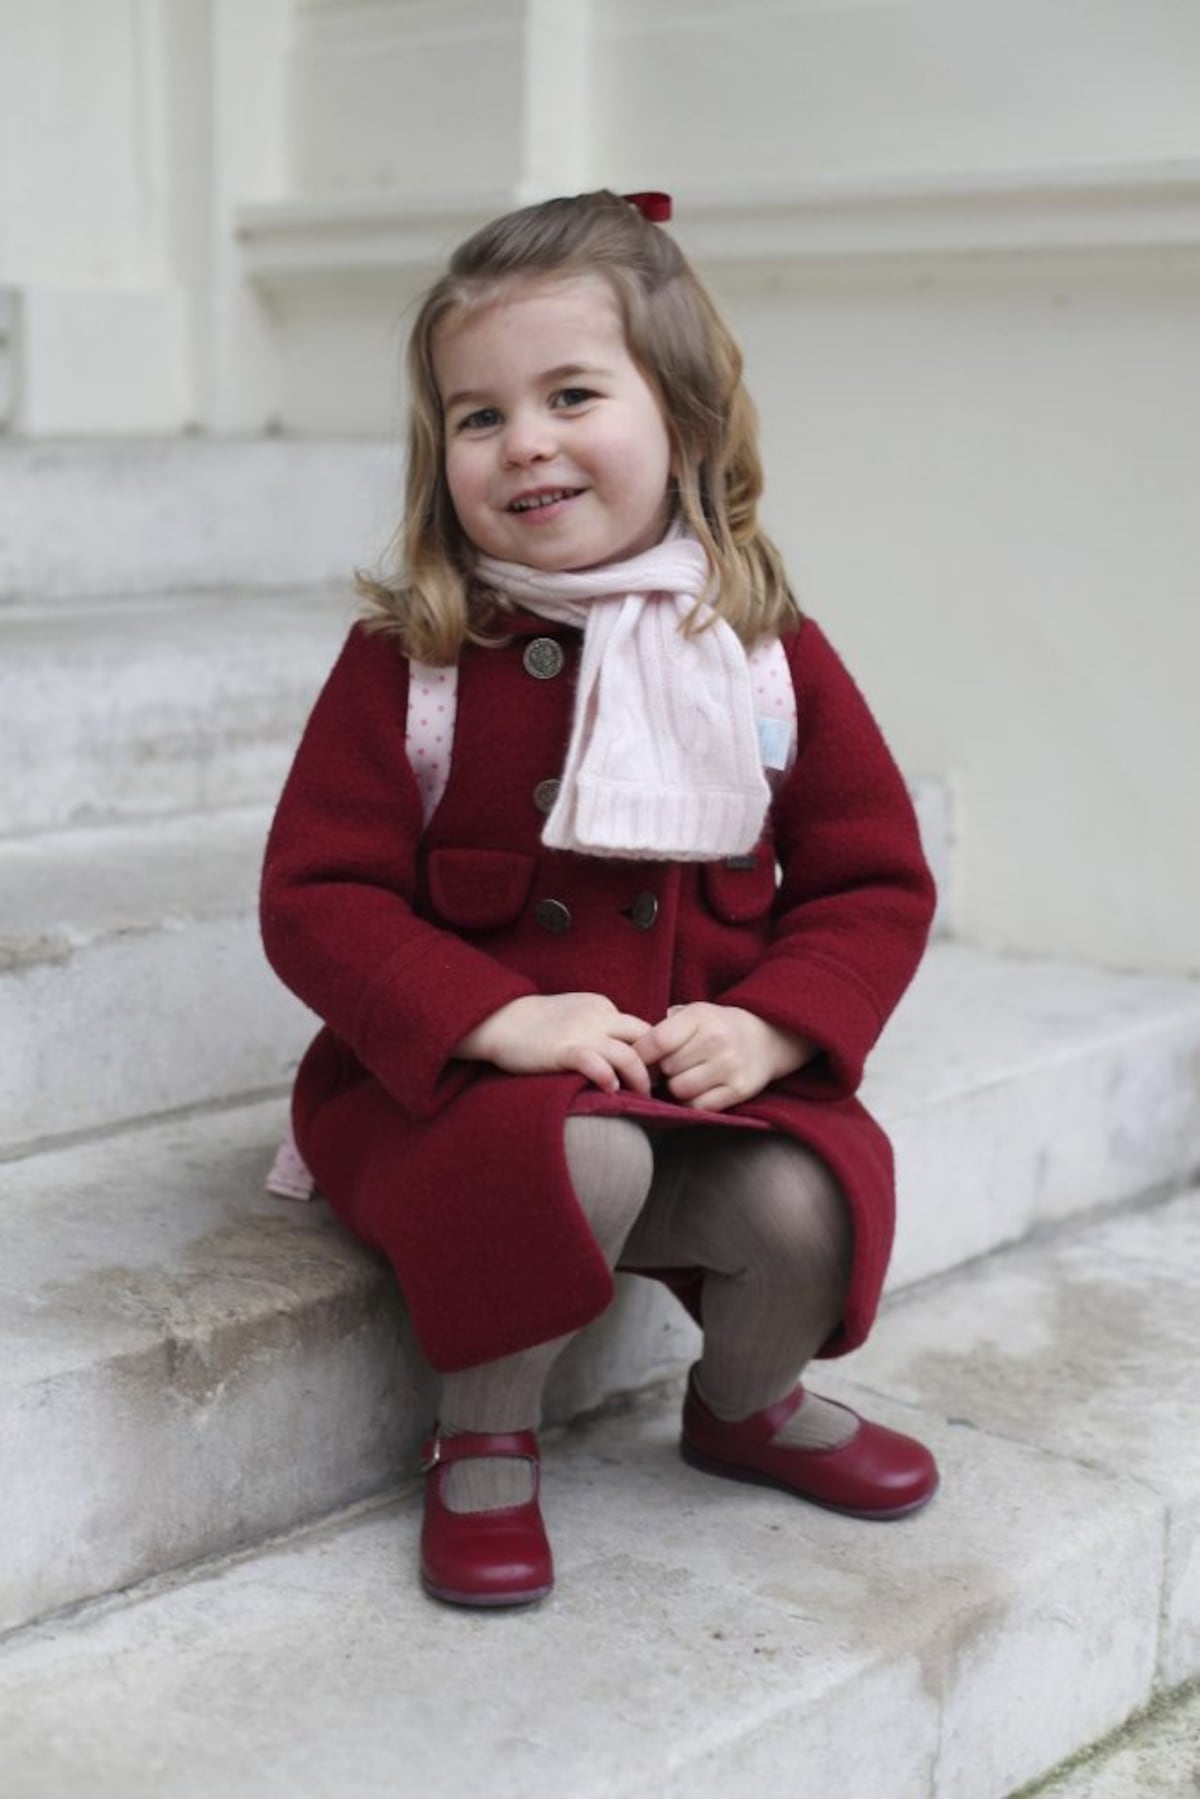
[523,637,565,680]
[533,890,659,935]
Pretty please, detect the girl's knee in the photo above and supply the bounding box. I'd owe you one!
[720,1139,853,1282]
[562,1116,655,1261]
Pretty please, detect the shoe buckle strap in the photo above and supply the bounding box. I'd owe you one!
[420,1428,540,1474]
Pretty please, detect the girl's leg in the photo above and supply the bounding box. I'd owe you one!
[438,1116,655,1511]
[621,1129,858,1448]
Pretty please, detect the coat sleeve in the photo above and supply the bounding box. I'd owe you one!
[260,625,537,1117]
[718,619,935,1099]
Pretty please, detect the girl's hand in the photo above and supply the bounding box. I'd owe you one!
[635,1003,815,1112]
[455,993,655,1095]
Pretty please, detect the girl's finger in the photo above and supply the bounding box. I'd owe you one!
[658,1041,714,1080]
[570,1047,621,1093]
[666,1062,724,1102]
[636,1010,697,1066]
[566,1040,652,1096]
[605,1038,653,1095]
[686,1084,739,1113]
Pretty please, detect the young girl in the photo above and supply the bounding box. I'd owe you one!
[261,189,938,1610]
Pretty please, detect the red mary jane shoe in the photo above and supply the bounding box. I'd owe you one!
[681,1369,938,1520]
[420,1428,554,1608]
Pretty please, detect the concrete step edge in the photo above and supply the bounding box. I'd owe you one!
[0,581,348,622]
[0,591,353,838]
[0,810,310,1152]
[0,439,398,602]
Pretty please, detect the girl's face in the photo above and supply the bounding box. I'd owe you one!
[434,275,674,572]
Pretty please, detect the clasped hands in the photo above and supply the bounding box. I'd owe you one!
[455,992,814,1115]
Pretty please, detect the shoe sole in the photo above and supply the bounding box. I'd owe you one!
[421,1577,554,1609]
[680,1440,938,1520]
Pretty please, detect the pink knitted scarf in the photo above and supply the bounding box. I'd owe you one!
[474,533,770,861]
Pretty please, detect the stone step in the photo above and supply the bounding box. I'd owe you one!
[0,587,351,838]
[0,1097,416,1640]
[0,808,307,1156]
[0,781,954,1155]
[3,1188,1197,1797]
[847,1184,1200,1697]
[0,440,396,602]
[2,947,1198,1633]
[876,944,1200,1289]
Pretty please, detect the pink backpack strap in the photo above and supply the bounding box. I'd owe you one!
[265,1124,317,1201]
[406,661,460,827]
[746,635,796,782]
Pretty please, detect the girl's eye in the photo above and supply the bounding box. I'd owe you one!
[457,407,501,432]
[552,387,595,409]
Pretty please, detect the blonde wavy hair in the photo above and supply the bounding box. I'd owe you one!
[361,189,799,662]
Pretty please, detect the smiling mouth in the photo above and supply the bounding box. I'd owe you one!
[508,488,583,513]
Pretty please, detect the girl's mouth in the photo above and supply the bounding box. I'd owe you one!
[508,488,583,514]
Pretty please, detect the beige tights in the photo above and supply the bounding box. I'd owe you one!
[439,1117,654,1512]
[438,1118,855,1514]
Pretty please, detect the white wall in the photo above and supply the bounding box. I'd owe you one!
[2,0,1197,974]
[721,252,1200,973]
[287,0,527,197]
[0,0,189,429]
[0,0,161,283]
[589,0,1200,185]
[285,0,591,200]
[0,0,292,432]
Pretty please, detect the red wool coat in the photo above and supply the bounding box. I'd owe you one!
[260,613,935,1373]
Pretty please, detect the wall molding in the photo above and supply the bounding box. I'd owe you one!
[236,160,1200,290]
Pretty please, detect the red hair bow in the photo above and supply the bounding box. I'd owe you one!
[622,191,672,223]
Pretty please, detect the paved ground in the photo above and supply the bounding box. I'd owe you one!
[1029,1681,1200,1798]
[4,1185,1197,1797]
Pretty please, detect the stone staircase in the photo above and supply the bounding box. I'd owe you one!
[2,441,1198,1797]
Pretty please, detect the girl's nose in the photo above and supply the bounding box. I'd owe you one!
[501,414,554,467]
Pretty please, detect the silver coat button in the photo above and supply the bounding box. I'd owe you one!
[535,898,572,934]
[533,778,561,816]
[523,637,565,679]
[630,891,659,931]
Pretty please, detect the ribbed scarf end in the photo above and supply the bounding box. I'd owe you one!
[544,775,770,862]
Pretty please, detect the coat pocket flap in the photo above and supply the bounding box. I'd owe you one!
[426,848,535,931]
[701,852,777,924]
